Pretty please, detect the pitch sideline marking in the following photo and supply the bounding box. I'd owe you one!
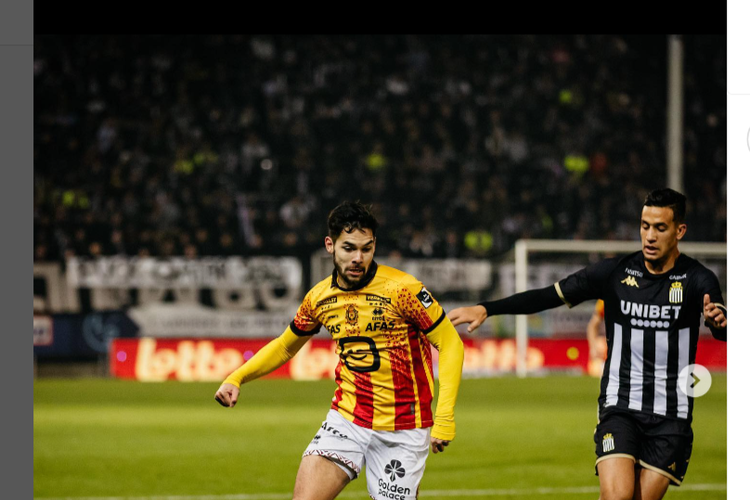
[38,483,727,500]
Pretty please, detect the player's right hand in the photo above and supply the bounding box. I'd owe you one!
[214,383,240,408]
[430,437,451,454]
[703,294,727,328]
[447,305,488,334]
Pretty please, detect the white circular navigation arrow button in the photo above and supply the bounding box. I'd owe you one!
[678,363,713,398]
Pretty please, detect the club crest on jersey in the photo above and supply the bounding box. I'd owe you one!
[669,282,683,304]
[621,276,639,288]
[602,433,615,453]
[345,304,358,325]
[416,287,434,308]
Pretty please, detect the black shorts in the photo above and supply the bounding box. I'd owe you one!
[594,409,693,486]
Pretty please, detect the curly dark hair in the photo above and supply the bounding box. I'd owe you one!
[327,201,379,241]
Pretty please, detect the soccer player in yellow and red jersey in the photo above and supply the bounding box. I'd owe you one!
[587,299,607,377]
[214,201,464,500]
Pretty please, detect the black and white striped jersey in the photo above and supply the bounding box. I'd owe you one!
[555,251,726,422]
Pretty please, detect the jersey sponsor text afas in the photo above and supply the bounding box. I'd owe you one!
[291,263,445,431]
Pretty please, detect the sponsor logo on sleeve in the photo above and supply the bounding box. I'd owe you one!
[416,287,434,308]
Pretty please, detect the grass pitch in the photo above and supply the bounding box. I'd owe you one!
[34,375,726,499]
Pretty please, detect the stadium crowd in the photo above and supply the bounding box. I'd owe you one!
[33,35,726,263]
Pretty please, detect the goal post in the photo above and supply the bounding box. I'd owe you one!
[512,239,727,377]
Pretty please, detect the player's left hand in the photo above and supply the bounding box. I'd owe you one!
[703,294,727,328]
[430,437,451,453]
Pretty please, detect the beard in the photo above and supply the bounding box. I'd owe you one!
[333,251,368,289]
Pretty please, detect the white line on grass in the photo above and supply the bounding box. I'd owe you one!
[38,483,727,500]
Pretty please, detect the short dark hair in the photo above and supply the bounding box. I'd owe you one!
[327,201,379,240]
[643,188,687,225]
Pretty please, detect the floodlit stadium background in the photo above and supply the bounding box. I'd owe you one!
[33,35,727,499]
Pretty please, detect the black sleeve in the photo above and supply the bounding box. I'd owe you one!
[479,285,564,316]
[555,258,619,308]
[695,268,727,342]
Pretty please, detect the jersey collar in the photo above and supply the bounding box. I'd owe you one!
[331,261,379,291]
[639,252,687,279]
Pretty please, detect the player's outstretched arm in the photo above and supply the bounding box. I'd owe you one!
[424,318,464,452]
[450,285,566,334]
[214,327,311,407]
[447,305,487,334]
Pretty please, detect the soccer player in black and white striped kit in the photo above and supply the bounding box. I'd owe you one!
[448,188,726,500]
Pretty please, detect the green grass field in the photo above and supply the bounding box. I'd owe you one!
[34,375,726,499]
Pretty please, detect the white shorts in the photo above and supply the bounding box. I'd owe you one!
[303,410,430,500]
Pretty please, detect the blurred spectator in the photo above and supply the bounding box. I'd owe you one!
[33,35,726,264]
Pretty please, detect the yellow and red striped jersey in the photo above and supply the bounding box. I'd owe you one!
[291,262,446,432]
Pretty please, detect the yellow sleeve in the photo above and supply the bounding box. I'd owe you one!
[424,318,464,441]
[222,327,311,387]
[395,275,445,330]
